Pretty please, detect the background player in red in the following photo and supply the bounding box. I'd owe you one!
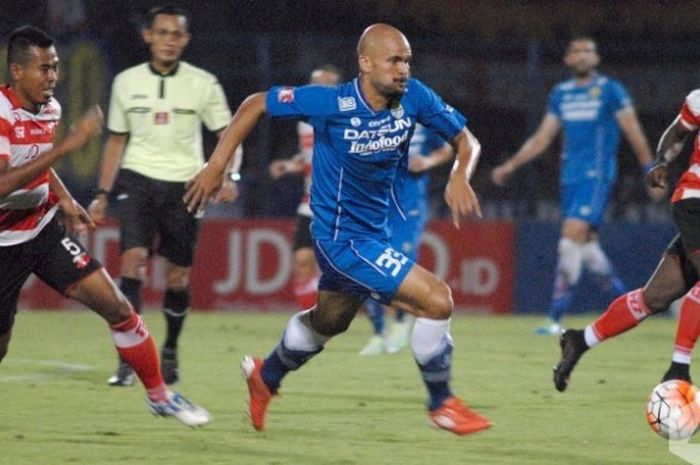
[269,65,341,310]
[0,25,211,427]
[554,89,700,391]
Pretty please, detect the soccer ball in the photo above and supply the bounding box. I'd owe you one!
[646,380,700,440]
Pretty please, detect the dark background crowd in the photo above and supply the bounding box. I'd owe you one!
[2,0,699,222]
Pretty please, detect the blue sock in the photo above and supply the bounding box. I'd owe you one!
[416,341,453,410]
[365,299,385,335]
[261,337,323,393]
[548,292,573,323]
[610,274,627,296]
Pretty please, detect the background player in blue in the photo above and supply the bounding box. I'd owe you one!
[360,124,453,355]
[491,36,659,334]
[184,23,491,435]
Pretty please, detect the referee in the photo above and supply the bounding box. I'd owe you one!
[89,5,239,386]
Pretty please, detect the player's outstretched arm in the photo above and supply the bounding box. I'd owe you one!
[184,92,267,214]
[445,128,481,228]
[0,106,103,197]
[647,115,692,189]
[490,113,560,186]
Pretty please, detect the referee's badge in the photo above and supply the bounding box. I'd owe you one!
[154,112,169,124]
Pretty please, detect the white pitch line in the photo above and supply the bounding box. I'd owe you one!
[0,358,94,383]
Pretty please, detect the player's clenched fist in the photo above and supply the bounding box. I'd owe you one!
[60,105,104,154]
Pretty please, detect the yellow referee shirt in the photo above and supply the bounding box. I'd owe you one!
[107,62,231,182]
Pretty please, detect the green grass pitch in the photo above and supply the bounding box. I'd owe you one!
[0,310,695,464]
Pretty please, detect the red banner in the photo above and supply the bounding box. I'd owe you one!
[19,219,514,313]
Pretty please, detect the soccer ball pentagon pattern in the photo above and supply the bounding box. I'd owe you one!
[646,380,700,440]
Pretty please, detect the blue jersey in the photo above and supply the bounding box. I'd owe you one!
[266,78,466,242]
[392,124,446,223]
[547,74,631,185]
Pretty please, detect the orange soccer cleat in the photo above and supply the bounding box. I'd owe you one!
[241,355,273,431]
[428,396,492,435]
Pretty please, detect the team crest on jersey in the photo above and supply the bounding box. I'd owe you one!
[589,87,602,98]
[390,103,404,119]
[338,96,356,111]
[278,87,295,103]
[350,117,361,127]
[154,112,169,124]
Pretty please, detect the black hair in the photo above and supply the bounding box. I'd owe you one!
[315,64,343,80]
[566,35,597,53]
[7,25,55,70]
[144,5,189,30]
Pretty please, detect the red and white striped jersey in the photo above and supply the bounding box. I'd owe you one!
[0,85,61,246]
[296,121,313,217]
[673,90,700,203]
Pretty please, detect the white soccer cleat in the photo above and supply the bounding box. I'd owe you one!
[534,319,562,336]
[147,391,212,427]
[359,334,386,356]
[385,318,413,354]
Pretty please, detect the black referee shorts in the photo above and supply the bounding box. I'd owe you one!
[113,169,200,267]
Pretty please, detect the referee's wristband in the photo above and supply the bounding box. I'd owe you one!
[94,188,111,197]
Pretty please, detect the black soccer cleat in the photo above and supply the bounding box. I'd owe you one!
[661,362,692,384]
[107,360,135,387]
[553,329,588,392]
[161,347,180,385]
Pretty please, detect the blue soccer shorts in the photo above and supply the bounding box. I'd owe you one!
[561,180,613,227]
[314,238,415,304]
[387,210,426,262]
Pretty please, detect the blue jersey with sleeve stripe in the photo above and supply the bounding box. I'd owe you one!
[266,77,466,241]
[547,74,631,185]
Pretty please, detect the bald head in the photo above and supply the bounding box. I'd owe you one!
[356,23,412,104]
[357,23,410,57]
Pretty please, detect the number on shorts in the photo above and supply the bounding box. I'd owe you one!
[374,247,408,277]
[61,237,82,256]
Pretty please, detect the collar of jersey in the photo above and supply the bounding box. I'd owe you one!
[0,85,23,110]
[148,62,180,77]
[353,77,380,115]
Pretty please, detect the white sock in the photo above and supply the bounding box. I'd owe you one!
[673,350,692,365]
[558,238,584,285]
[583,325,600,348]
[283,309,330,352]
[411,317,452,365]
[581,241,612,275]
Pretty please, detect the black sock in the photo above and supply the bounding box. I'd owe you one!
[163,289,189,350]
[119,277,142,314]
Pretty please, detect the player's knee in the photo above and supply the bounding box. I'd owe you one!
[309,310,350,336]
[121,253,148,278]
[424,282,453,319]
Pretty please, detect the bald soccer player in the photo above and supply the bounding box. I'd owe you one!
[185,24,492,435]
